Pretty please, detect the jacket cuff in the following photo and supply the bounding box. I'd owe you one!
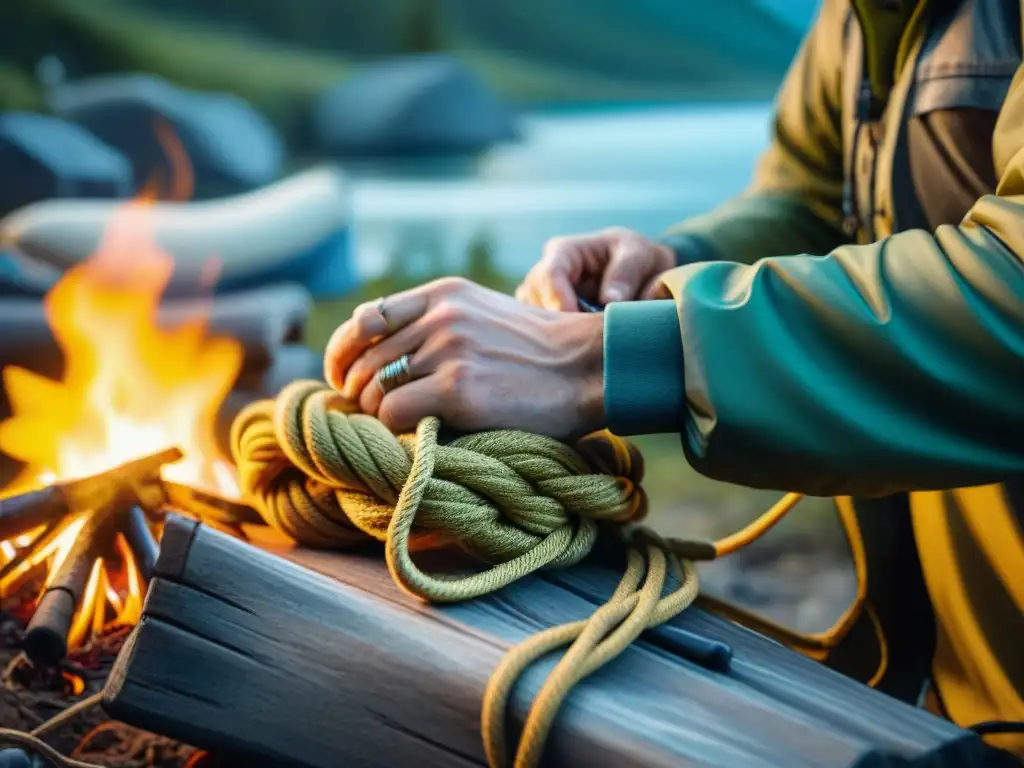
[659,232,717,266]
[603,300,685,436]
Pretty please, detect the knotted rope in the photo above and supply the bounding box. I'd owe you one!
[230,380,701,768]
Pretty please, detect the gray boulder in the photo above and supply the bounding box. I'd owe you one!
[49,74,284,198]
[312,54,517,158]
[0,112,132,217]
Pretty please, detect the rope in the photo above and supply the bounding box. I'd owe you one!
[230,380,701,768]
[0,690,106,768]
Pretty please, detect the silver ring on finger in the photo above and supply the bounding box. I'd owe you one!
[375,354,413,395]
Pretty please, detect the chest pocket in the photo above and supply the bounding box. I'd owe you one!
[896,0,1022,231]
[912,0,1021,117]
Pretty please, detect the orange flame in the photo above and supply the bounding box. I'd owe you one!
[113,535,144,625]
[67,558,104,651]
[0,122,243,650]
[0,124,242,493]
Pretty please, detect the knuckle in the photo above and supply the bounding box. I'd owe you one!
[431,300,465,327]
[601,226,633,241]
[351,302,379,334]
[434,275,471,295]
[439,329,470,356]
[377,399,401,432]
[440,360,471,394]
[541,235,573,262]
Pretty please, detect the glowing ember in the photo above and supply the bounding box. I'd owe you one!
[0,123,244,656]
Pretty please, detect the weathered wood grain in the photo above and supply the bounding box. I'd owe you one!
[103,517,969,768]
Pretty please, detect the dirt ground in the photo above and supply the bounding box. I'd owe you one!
[0,611,204,768]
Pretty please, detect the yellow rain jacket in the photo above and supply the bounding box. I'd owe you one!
[602,0,1024,753]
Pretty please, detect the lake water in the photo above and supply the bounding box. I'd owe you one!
[347,102,773,281]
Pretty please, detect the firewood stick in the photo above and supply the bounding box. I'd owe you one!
[121,506,158,581]
[0,447,182,545]
[160,481,263,526]
[23,502,122,666]
[0,486,69,542]
[0,519,63,596]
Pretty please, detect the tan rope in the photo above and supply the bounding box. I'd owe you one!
[0,690,107,767]
[228,380,702,768]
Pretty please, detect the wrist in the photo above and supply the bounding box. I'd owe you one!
[560,311,606,436]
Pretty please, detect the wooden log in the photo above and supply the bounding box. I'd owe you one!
[120,506,159,581]
[102,516,974,768]
[23,502,119,665]
[0,485,70,542]
[0,283,310,386]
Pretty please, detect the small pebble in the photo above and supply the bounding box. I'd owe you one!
[0,749,31,768]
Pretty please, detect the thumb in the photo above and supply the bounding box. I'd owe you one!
[599,238,652,304]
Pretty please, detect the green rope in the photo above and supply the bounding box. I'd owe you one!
[230,380,700,768]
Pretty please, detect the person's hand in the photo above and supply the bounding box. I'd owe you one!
[516,227,676,311]
[323,277,605,439]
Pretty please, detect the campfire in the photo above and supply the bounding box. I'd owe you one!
[0,138,258,679]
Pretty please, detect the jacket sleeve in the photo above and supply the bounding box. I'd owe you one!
[662,0,851,266]
[650,63,1024,498]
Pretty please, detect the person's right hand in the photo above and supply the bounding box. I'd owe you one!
[515,227,676,311]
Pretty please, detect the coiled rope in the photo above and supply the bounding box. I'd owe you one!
[231,380,701,768]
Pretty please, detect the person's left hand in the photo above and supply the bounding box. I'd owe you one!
[323,277,606,439]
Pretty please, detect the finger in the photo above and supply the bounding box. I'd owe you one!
[536,231,614,310]
[515,280,543,308]
[359,351,428,416]
[541,269,577,312]
[324,289,430,391]
[374,374,443,433]
[599,237,652,304]
[341,320,430,400]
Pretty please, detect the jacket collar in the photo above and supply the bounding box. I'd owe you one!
[851,0,931,105]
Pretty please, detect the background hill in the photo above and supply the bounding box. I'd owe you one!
[0,0,810,141]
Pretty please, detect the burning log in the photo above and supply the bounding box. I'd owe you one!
[102,516,970,768]
[0,448,182,542]
[121,506,159,582]
[0,487,71,544]
[160,481,262,528]
[23,499,122,666]
[0,449,181,665]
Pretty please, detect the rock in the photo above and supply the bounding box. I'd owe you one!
[312,54,518,158]
[0,749,31,768]
[0,112,132,217]
[49,74,284,198]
